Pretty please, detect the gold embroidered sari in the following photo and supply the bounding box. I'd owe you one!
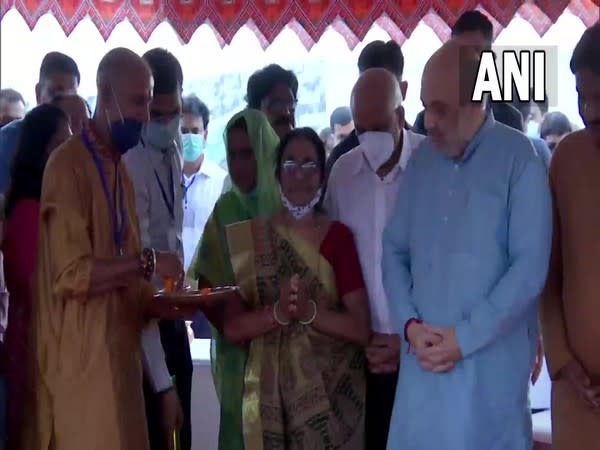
[226,217,366,450]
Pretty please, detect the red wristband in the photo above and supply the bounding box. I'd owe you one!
[403,318,422,342]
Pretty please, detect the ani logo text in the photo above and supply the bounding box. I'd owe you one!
[471,50,547,103]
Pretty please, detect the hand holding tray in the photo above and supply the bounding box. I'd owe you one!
[153,286,240,308]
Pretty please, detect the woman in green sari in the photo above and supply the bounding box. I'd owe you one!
[190,108,282,450]
[222,127,370,449]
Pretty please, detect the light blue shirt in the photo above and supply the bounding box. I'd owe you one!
[531,137,552,169]
[382,114,552,450]
[0,120,23,193]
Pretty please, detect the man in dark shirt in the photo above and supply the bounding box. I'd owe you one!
[0,52,80,193]
[0,89,26,127]
[246,64,298,139]
[325,40,409,177]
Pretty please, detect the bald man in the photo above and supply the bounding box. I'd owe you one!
[24,48,184,450]
[324,68,425,450]
[382,40,552,449]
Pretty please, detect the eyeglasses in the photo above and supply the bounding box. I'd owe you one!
[281,160,320,177]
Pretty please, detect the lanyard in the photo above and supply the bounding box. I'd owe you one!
[154,166,175,220]
[82,129,126,256]
[181,174,197,209]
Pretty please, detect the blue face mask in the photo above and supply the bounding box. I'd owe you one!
[106,90,143,155]
[182,133,204,162]
[110,118,143,155]
[143,116,181,150]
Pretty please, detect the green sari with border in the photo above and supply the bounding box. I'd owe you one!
[226,217,366,450]
[190,109,281,450]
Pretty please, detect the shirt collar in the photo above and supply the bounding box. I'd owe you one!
[459,111,496,163]
[183,158,215,181]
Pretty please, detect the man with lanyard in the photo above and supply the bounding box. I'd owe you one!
[24,47,185,450]
[179,95,226,339]
[123,48,191,450]
[180,95,226,274]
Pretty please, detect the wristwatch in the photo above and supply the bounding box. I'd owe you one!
[140,248,156,280]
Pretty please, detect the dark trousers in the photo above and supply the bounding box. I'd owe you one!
[365,370,399,450]
[144,319,193,450]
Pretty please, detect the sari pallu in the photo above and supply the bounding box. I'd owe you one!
[226,217,366,450]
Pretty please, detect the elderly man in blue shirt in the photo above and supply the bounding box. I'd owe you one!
[383,40,552,450]
[0,52,79,193]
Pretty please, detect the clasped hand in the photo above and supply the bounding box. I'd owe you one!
[366,333,401,374]
[559,359,600,409]
[408,323,463,373]
[279,274,313,322]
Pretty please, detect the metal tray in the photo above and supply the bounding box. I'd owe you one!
[153,286,240,307]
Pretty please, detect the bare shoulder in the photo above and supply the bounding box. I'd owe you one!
[550,129,594,178]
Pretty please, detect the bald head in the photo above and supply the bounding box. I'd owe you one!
[97,48,150,91]
[422,39,481,108]
[95,47,152,132]
[421,39,487,156]
[351,68,404,144]
[352,68,402,114]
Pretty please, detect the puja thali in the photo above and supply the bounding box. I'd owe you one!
[154,286,240,308]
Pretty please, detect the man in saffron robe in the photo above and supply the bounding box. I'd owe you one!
[24,48,184,450]
[382,40,552,449]
[540,23,600,450]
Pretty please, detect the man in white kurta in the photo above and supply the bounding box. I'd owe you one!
[325,68,425,450]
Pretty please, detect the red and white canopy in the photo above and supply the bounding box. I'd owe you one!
[1,0,598,49]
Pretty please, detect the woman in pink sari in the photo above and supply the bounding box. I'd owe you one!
[1,104,71,449]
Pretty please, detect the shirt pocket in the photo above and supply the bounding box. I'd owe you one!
[457,189,505,256]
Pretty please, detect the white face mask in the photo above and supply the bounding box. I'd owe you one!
[279,185,322,220]
[526,120,540,138]
[358,131,395,172]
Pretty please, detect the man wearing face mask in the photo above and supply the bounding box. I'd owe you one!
[180,95,226,274]
[382,40,551,450]
[179,95,226,339]
[123,48,192,450]
[324,68,425,450]
[513,89,548,139]
[325,40,410,181]
[0,52,80,193]
[24,47,185,450]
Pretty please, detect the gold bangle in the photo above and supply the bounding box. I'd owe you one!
[273,300,290,326]
[299,300,317,325]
